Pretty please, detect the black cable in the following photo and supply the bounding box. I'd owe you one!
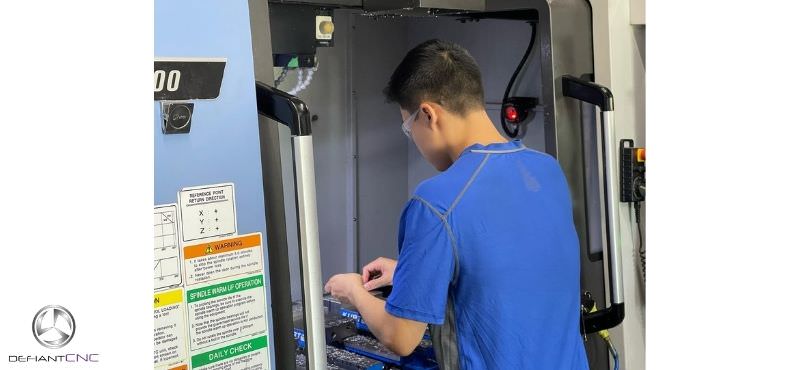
[274,67,288,88]
[501,21,537,138]
[634,202,645,281]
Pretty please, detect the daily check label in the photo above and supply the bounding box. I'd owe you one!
[190,336,268,369]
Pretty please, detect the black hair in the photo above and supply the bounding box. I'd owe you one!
[383,39,484,116]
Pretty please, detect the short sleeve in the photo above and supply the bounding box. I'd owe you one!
[385,197,454,325]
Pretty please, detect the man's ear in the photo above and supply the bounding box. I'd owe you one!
[420,102,440,132]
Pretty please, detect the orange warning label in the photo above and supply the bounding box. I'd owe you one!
[184,234,261,260]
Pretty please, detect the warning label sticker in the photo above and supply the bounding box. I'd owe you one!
[179,183,237,242]
[191,336,268,370]
[184,234,263,286]
[154,288,188,367]
[186,274,267,351]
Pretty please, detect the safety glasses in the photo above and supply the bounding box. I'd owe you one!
[401,108,420,138]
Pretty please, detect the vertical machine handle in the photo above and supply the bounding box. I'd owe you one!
[256,82,327,370]
[562,75,625,332]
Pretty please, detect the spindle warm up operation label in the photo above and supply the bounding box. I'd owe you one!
[186,274,268,351]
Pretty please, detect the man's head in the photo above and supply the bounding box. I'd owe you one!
[384,39,488,171]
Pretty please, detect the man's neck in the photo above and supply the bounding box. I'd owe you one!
[447,110,508,162]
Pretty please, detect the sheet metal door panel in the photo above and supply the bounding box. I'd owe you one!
[154,0,275,368]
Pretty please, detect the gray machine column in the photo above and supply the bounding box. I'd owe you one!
[248,2,296,369]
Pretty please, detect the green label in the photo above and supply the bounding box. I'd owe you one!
[191,335,268,368]
[186,275,264,303]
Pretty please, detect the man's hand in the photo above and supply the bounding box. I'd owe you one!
[362,257,397,291]
[324,273,365,303]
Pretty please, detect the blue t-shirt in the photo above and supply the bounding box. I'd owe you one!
[385,140,589,370]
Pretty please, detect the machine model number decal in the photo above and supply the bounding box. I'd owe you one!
[154,70,181,93]
[154,58,227,101]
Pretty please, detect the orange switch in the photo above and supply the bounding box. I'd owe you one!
[636,148,646,162]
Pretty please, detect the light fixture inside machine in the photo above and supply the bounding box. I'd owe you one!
[504,105,518,121]
[502,97,537,125]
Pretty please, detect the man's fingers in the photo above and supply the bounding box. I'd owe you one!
[362,266,371,283]
[362,261,382,281]
[364,280,377,291]
[364,276,387,291]
[361,257,394,289]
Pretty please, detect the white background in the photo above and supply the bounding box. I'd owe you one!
[647,1,800,369]
[1,1,800,369]
[0,1,152,369]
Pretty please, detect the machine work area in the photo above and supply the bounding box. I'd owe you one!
[293,293,438,370]
[154,0,646,369]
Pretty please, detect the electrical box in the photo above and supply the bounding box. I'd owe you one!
[620,139,646,202]
[270,3,334,68]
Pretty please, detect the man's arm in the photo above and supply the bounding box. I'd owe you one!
[326,198,451,355]
[350,286,427,356]
[324,273,428,356]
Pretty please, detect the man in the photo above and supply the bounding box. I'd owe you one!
[324,39,588,369]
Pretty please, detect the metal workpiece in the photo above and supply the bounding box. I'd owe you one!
[343,335,403,364]
[327,345,384,370]
[296,352,347,370]
[293,135,328,370]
